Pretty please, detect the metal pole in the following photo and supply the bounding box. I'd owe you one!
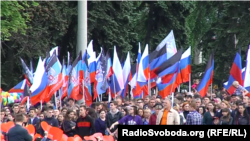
[189,74,191,92]
[77,1,87,104]
[77,1,87,55]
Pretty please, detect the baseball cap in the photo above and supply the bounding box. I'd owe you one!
[154,103,163,109]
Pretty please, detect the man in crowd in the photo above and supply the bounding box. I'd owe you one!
[7,114,33,141]
[43,106,59,127]
[75,105,95,139]
[233,81,249,96]
[186,102,203,125]
[156,98,180,125]
[137,99,144,109]
[28,107,39,126]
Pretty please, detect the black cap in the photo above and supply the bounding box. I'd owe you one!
[154,103,163,109]
[186,95,192,98]
[231,94,237,97]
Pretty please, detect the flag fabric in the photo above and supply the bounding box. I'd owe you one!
[20,58,33,86]
[9,79,26,93]
[44,52,63,102]
[156,73,178,99]
[95,48,107,95]
[61,59,68,100]
[224,52,243,94]
[175,47,191,88]
[68,51,83,100]
[243,47,250,91]
[196,52,214,98]
[135,44,149,97]
[110,46,124,95]
[49,46,58,56]
[30,59,34,74]
[129,64,137,89]
[149,45,167,76]
[30,57,49,105]
[81,52,93,106]
[101,50,113,92]
[137,44,149,82]
[156,30,177,59]
[151,48,183,83]
[87,41,96,83]
[121,52,131,98]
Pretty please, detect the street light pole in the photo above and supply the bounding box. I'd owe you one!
[77,0,87,55]
[77,0,88,104]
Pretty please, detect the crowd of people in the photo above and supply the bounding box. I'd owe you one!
[1,80,250,141]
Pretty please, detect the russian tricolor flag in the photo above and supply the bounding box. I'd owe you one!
[30,57,49,105]
[244,46,250,91]
[196,52,214,98]
[9,79,26,93]
[121,52,131,98]
[110,46,124,95]
[87,40,96,83]
[224,52,243,94]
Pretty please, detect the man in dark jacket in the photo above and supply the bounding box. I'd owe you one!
[106,101,123,137]
[28,107,39,126]
[43,106,59,127]
[8,113,32,141]
[75,105,95,139]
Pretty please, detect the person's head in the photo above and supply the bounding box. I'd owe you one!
[15,114,24,123]
[4,108,10,116]
[46,107,54,118]
[23,114,29,123]
[182,102,189,111]
[116,97,122,106]
[198,106,206,115]
[207,102,216,113]
[187,102,196,112]
[221,108,230,117]
[137,99,144,108]
[243,96,249,106]
[96,103,103,112]
[65,109,74,121]
[195,98,201,107]
[19,107,26,114]
[238,103,246,114]
[1,109,5,121]
[149,99,156,108]
[163,98,171,110]
[185,95,193,102]
[220,101,229,109]
[231,94,237,102]
[110,101,118,111]
[57,113,63,122]
[61,108,68,116]
[79,105,87,116]
[143,108,151,118]
[128,106,137,116]
[12,104,19,113]
[39,113,45,120]
[230,103,236,111]
[153,104,163,115]
[232,81,239,88]
[203,96,210,104]
[68,98,75,107]
[54,109,60,117]
[173,104,180,113]
[121,108,128,116]
[99,109,106,119]
[29,107,37,118]
[221,91,228,99]
[8,114,15,121]
[137,108,143,117]
[144,96,150,104]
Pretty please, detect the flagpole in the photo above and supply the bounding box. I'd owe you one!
[26,97,30,111]
[148,64,151,97]
[189,74,191,92]
[82,79,86,105]
[112,75,116,100]
[178,86,180,92]
[54,92,57,109]
[40,100,42,110]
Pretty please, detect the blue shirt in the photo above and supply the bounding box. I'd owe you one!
[186,111,203,125]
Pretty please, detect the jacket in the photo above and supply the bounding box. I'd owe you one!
[105,110,123,132]
[7,124,32,141]
[75,115,95,138]
[28,116,39,126]
[156,108,180,125]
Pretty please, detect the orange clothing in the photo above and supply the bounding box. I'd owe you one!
[160,109,169,125]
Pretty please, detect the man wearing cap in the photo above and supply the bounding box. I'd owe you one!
[185,94,193,103]
[149,103,163,125]
[156,98,180,125]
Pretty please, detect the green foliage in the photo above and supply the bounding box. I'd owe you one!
[1,1,38,40]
